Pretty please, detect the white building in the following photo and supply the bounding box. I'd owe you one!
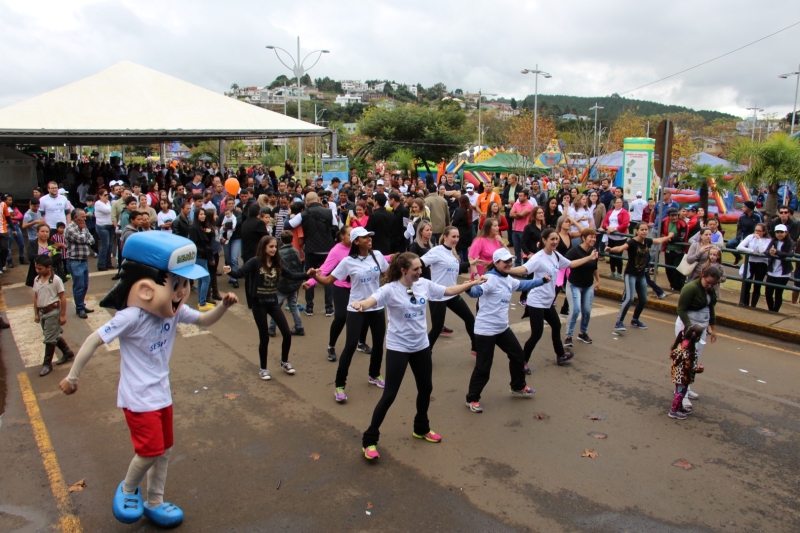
[342,123,358,134]
[341,80,369,93]
[335,94,363,106]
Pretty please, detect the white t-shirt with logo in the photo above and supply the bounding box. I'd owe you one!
[474,274,519,336]
[98,304,200,412]
[332,254,390,312]
[420,245,460,301]
[523,250,570,308]
[157,210,177,233]
[39,194,72,229]
[372,279,446,352]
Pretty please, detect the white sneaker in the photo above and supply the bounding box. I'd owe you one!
[686,389,699,400]
[280,361,295,374]
[682,396,692,410]
[259,369,271,380]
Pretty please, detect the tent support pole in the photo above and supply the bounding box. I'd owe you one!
[219,139,225,176]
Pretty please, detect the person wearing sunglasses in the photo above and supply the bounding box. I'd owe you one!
[463,247,549,413]
[351,252,484,461]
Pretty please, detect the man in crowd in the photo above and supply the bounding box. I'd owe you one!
[366,193,393,255]
[425,183,451,243]
[509,189,534,265]
[39,181,73,236]
[442,173,461,215]
[65,209,95,319]
[728,201,761,266]
[768,206,800,241]
[661,208,688,291]
[464,183,480,237]
[502,174,523,239]
[388,192,409,254]
[599,178,615,210]
[530,180,548,208]
[629,191,647,224]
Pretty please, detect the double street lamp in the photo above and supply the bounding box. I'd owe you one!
[778,64,799,205]
[476,89,497,147]
[589,103,604,157]
[266,37,329,183]
[521,65,552,163]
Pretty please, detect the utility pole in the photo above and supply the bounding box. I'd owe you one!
[589,103,603,157]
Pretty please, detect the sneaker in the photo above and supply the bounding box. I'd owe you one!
[357,342,372,354]
[630,319,648,330]
[679,406,692,415]
[656,292,667,300]
[577,332,593,344]
[686,389,699,400]
[327,346,337,362]
[362,445,380,460]
[412,430,442,443]
[305,308,314,316]
[290,327,305,336]
[559,310,570,317]
[668,410,687,420]
[510,385,535,397]
[466,401,483,413]
[334,387,347,402]
[280,361,295,374]
[564,335,574,347]
[614,321,627,332]
[258,369,271,381]
[268,330,275,338]
[682,397,692,410]
[297,304,306,311]
[440,326,453,335]
[325,309,334,317]
[523,363,532,375]
[556,352,575,366]
[368,375,385,388]
[198,303,215,311]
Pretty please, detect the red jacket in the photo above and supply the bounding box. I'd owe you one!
[479,213,509,236]
[660,217,688,251]
[601,208,631,235]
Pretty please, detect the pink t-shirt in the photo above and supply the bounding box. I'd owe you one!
[469,237,505,276]
[510,200,534,232]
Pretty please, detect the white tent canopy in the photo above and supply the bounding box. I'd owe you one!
[0,61,329,144]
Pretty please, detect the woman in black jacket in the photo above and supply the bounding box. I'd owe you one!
[224,235,310,380]
[452,195,473,263]
[765,227,795,312]
[188,208,213,311]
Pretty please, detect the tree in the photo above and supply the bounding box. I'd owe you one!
[269,75,292,89]
[505,111,557,160]
[607,110,645,152]
[230,83,239,92]
[728,133,800,216]
[786,111,799,129]
[454,88,464,96]
[510,97,517,110]
[682,164,731,223]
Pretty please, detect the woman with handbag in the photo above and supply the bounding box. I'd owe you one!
[684,228,719,280]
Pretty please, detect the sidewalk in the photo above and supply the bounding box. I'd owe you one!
[592,258,800,343]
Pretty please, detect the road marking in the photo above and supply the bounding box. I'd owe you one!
[83,298,118,351]
[18,372,84,533]
[510,306,617,335]
[2,269,116,290]
[6,307,47,367]
[592,302,800,357]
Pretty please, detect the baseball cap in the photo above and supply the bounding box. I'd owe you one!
[466,183,475,191]
[350,227,375,240]
[121,232,208,280]
[636,191,643,197]
[58,188,67,195]
[775,224,788,232]
[493,248,514,263]
[376,179,385,185]
[744,201,756,210]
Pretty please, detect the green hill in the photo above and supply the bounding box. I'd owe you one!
[499,94,738,122]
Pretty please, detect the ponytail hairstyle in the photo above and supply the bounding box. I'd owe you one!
[439,226,460,260]
[541,227,557,247]
[671,323,705,352]
[383,252,419,284]
[349,232,380,269]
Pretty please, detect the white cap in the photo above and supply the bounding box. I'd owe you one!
[376,179,384,185]
[636,191,643,197]
[350,227,375,240]
[465,183,474,191]
[775,224,788,232]
[58,188,67,195]
[493,247,514,263]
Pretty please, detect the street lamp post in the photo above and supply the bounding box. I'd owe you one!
[521,65,552,163]
[778,64,799,205]
[476,89,497,147]
[589,103,603,157]
[266,37,329,184]
[746,105,764,143]
[314,105,327,174]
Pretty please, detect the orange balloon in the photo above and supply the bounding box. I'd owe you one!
[225,177,240,196]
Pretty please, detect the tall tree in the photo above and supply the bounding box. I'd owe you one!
[505,111,557,160]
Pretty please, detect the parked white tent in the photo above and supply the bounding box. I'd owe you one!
[0,61,328,145]
[0,146,37,200]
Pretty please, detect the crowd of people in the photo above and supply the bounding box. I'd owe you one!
[3,157,798,458]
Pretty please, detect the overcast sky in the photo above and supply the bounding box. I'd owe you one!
[1,0,798,120]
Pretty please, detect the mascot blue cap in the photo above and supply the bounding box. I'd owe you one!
[122,232,207,280]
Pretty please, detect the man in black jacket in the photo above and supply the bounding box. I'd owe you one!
[366,193,393,254]
[388,192,409,253]
[288,192,335,316]
[171,202,191,238]
[502,174,522,232]
[240,203,269,308]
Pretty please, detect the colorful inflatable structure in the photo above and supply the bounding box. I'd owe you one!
[666,177,752,224]
[446,145,505,187]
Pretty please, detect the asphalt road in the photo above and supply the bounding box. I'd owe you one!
[1,269,799,533]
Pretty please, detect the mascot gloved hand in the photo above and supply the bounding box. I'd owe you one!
[58,232,237,527]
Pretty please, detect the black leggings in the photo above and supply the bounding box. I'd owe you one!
[427,296,475,351]
[330,285,368,348]
[336,310,386,387]
[467,329,527,403]
[608,237,626,274]
[523,306,565,361]
[765,275,790,312]
[251,302,291,369]
[363,347,432,447]
[741,261,768,307]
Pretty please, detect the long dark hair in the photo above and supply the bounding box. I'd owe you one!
[348,234,380,267]
[383,252,418,284]
[193,207,209,229]
[255,235,282,282]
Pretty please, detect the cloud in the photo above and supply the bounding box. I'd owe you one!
[1,0,798,120]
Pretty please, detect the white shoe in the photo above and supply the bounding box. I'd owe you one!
[259,369,271,380]
[280,361,295,374]
[686,389,699,400]
[682,396,692,409]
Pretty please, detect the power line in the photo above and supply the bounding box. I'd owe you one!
[619,21,800,96]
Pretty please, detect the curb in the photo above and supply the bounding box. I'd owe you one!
[594,287,800,344]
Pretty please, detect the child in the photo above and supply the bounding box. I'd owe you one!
[32,255,74,376]
[668,324,705,420]
[221,207,237,241]
[269,230,306,336]
[50,221,69,281]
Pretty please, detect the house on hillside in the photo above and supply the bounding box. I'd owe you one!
[696,137,726,158]
[335,94,363,106]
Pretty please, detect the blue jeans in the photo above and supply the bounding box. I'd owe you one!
[618,274,647,323]
[511,231,524,265]
[7,223,24,259]
[269,291,303,333]
[195,258,210,306]
[96,224,114,269]
[67,259,89,312]
[223,238,241,281]
[567,284,594,336]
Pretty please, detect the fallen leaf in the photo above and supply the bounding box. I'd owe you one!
[533,413,549,420]
[672,458,694,470]
[755,427,776,437]
[581,449,598,458]
[68,479,87,492]
[309,453,321,460]
[588,432,607,439]
[584,413,606,420]
[223,393,240,401]
[366,502,373,509]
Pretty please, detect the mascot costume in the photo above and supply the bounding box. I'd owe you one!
[59,232,238,527]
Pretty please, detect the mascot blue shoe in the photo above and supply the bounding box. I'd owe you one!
[112,481,143,523]
[143,502,184,527]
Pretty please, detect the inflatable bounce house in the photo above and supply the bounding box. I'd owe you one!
[445,145,504,188]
